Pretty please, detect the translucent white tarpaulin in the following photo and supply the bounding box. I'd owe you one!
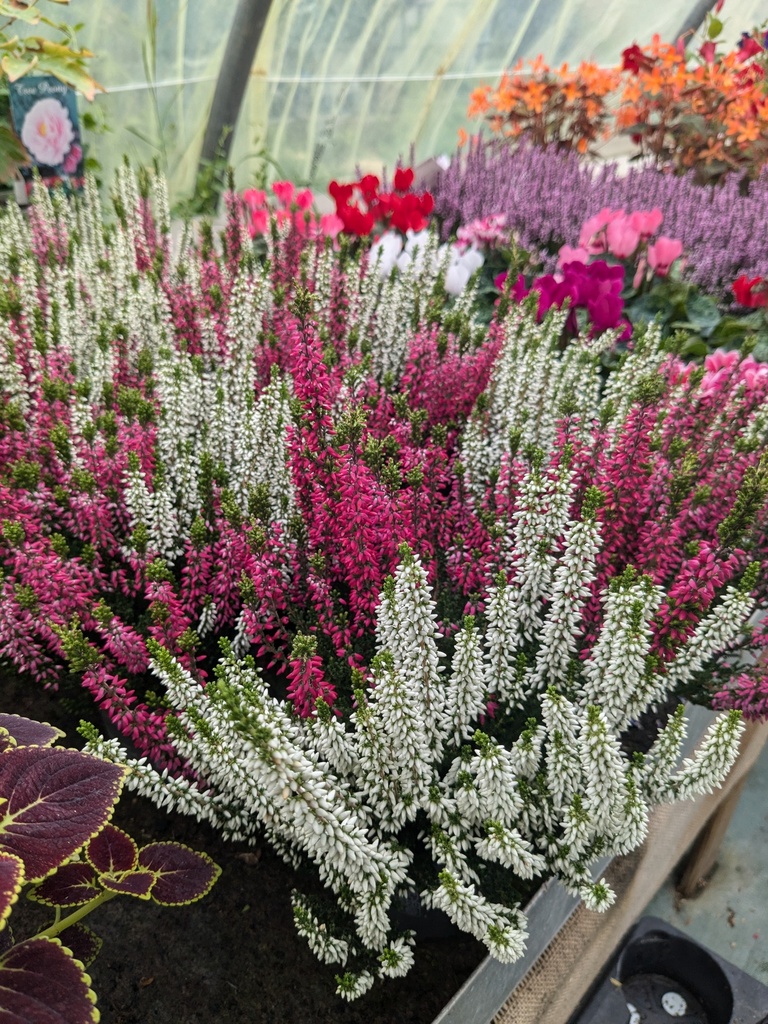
[27,0,763,200]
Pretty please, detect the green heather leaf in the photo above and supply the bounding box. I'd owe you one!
[0,852,23,930]
[29,861,100,908]
[0,715,63,751]
[58,923,102,970]
[99,868,155,899]
[139,842,221,905]
[85,822,138,875]
[0,937,98,1023]
[0,747,125,881]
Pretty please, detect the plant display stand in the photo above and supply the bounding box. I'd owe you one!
[431,708,768,1024]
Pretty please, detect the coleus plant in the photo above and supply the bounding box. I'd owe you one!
[0,712,220,1022]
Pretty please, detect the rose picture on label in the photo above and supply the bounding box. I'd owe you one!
[8,74,84,186]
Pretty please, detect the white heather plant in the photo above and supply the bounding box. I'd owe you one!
[3,167,767,1001]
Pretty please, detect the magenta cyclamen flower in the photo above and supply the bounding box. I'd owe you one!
[518,259,630,337]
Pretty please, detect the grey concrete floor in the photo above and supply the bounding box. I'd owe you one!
[645,742,768,987]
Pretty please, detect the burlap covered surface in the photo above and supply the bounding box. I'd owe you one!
[494,721,768,1024]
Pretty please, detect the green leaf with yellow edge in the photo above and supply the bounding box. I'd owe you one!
[30,50,100,99]
[1,51,38,80]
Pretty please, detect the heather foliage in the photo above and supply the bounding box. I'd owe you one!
[3,168,768,996]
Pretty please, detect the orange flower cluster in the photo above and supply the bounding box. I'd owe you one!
[467,57,620,156]
[467,23,768,184]
[615,33,768,183]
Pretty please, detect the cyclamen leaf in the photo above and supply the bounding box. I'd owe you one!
[0,937,98,1023]
[0,747,125,881]
[0,851,23,929]
[58,923,102,969]
[139,843,221,905]
[85,822,138,874]
[0,715,64,751]
[29,861,100,907]
[99,868,155,898]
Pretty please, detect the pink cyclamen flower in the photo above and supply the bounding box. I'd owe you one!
[272,180,295,207]
[628,208,663,239]
[647,236,683,276]
[319,213,345,239]
[243,188,267,212]
[579,208,624,253]
[247,209,269,238]
[21,98,74,167]
[557,244,589,268]
[61,143,82,175]
[606,217,640,259]
[295,188,314,211]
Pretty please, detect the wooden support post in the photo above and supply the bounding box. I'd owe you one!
[677,774,749,898]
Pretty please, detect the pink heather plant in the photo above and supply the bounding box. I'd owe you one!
[0,165,767,756]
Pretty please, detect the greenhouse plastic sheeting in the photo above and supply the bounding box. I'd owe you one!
[31,0,767,201]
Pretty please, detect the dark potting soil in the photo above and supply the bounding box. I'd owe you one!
[1,673,485,1024]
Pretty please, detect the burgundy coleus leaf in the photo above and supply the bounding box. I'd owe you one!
[139,842,221,905]
[0,937,98,1023]
[29,861,100,908]
[0,715,64,751]
[99,868,155,898]
[59,923,103,969]
[85,822,137,874]
[0,851,24,930]
[0,746,126,881]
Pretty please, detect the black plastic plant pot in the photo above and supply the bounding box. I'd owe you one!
[568,916,768,1024]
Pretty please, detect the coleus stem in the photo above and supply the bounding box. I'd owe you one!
[35,889,117,940]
